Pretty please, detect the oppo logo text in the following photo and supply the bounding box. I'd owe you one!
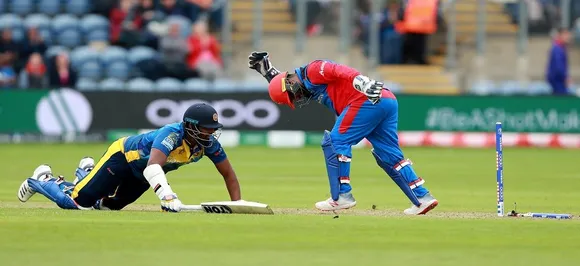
[146,99,280,128]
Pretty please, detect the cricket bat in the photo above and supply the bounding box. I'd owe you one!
[181,200,274,215]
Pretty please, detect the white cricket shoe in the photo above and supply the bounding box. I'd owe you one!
[315,193,357,211]
[78,157,95,171]
[17,164,53,202]
[403,193,439,215]
[74,156,95,184]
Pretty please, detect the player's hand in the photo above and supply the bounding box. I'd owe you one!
[248,51,273,77]
[353,75,383,104]
[366,80,383,104]
[160,193,182,213]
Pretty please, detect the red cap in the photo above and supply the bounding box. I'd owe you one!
[268,72,295,109]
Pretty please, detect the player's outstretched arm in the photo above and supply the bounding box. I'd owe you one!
[214,158,242,201]
[143,145,183,212]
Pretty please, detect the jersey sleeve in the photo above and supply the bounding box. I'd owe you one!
[151,126,181,157]
[305,60,361,85]
[204,138,227,164]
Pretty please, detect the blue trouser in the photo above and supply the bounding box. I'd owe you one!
[31,138,150,210]
[323,93,429,203]
[71,138,150,209]
[26,177,79,209]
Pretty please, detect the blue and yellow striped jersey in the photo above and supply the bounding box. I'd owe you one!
[122,123,226,179]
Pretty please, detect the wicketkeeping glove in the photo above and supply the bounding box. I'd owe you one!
[160,193,182,213]
[353,75,383,104]
[248,51,280,82]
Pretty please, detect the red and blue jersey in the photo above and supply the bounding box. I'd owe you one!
[294,60,385,115]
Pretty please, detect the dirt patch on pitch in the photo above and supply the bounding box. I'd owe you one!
[122,204,495,219]
[273,207,495,219]
[1,202,494,219]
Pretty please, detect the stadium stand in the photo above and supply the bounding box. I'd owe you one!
[0,0,230,91]
[0,0,578,95]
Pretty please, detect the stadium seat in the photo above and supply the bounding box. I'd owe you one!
[128,46,157,65]
[156,77,183,91]
[23,14,51,30]
[126,78,155,91]
[100,46,128,66]
[65,0,91,15]
[56,28,82,48]
[22,14,52,44]
[70,46,100,69]
[45,45,69,59]
[105,61,131,80]
[38,28,53,45]
[240,79,266,92]
[8,0,33,15]
[0,14,24,41]
[469,79,497,95]
[499,80,524,95]
[527,81,552,95]
[76,78,99,91]
[85,29,109,43]
[80,14,109,33]
[52,14,79,33]
[78,61,102,80]
[10,28,25,42]
[0,14,23,30]
[241,76,268,92]
[211,79,238,92]
[184,78,210,92]
[38,0,63,16]
[165,15,192,38]
[99,78,125,91]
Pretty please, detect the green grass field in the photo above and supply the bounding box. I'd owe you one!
[1,144,579,266]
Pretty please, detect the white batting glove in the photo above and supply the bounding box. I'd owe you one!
[160,193,182,213]
[353,75,383,104]
[144,164,183,213]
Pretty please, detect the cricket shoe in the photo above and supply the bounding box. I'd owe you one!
[74,156,95,185]
[17,164,53,202]
[403,193,439,215]
[315,192,357,211]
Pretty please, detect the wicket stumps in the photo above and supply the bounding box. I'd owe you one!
[495,122,572,220]
[496,122,504,217]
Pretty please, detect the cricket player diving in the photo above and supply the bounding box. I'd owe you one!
[248,51,438,215]
[17,103,242,212]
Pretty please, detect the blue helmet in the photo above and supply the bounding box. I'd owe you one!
[182,103,222,147]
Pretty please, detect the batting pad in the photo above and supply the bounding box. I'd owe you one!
[182,200,274,215]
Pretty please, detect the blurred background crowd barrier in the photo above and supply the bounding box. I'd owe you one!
[1,0,580,148]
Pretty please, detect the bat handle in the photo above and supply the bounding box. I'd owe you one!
[180,204,203,211]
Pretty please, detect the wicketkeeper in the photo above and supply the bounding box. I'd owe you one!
[248,51,439,215]
[17,103,242,212]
